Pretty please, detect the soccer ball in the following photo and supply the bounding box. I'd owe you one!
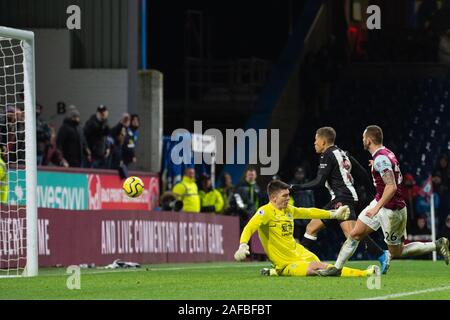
[122,176,145,198]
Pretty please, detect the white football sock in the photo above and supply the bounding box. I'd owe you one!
[334,238,360,270]
[401,242,436,257]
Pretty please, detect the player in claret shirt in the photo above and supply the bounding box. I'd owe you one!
[234,179,380,277]
[316,125,450,276]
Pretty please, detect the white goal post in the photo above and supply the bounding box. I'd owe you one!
[0,26,38,277]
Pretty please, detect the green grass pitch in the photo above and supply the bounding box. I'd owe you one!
[0,260,449,300]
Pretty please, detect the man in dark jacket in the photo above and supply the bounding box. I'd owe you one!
[42,127,69,167]
[36,104,51,165]
[109,127,126,170]
[56,109,90,168]
[439,215,450,240]
[235,168,263,229]
[84,105,110,168]
[129,114,140,145]
[111,113,130,140]
[289,166,315,207]
[111,113,139,168]
[124,114,140,166]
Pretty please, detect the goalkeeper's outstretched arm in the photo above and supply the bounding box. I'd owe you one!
[291,205,350,220]
[234,210,266,261]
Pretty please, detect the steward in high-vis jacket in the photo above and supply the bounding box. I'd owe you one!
[199,174,224,214]
[172,168,201,213]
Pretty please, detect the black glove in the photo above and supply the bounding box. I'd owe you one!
[289,184,302,193]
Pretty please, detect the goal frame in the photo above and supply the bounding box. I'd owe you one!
[0,26,38,277]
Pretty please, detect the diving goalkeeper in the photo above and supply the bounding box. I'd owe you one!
[234,180,379,277]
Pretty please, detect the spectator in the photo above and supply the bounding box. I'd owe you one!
[434,154,450,228]
[408,215,432,259]
[402,173,420,221]
[122,114,140,167]
[84,105,110,168]
[289,166,315,207]
[198,174,224,214]
[438,214,450,240]
[4,105,25,165]
[235,168,262,222]
[111,113,130,141]
[289,166,316,242]
[36,104,51,165]
[109,127,126,170]
[157,191,183,212]
[56,109,91,168]
[110,113,137,167]
[218,172,235,213]
[433,153,449,189]
[41,127,69,167]
[415,191,440,227]
[416,0,438,30]
[432,171,445,195]
[219,174,250,226]
[172,167,201,213]
[129,114,140,145]
[438,29,450,65]
[15,107,26,166]
[410,215,432,236]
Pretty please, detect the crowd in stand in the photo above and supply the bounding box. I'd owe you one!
[348,0,450,63]
[35,104,140,172]
[160,167,266,230]
[0,104,26,166]
[393,153,450,239]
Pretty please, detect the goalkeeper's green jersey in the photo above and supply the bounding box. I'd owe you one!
[239,202,332,269]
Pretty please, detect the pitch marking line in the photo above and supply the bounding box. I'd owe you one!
[38,263,270,277]
[360,285,450,300]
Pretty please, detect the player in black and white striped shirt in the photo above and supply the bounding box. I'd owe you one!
[291,127,390,274]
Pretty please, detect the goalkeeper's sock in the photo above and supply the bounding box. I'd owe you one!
[361,235,384,257]
[401,242,436,257]
[334,238,359,269]
[323,263,367,277]
[300,233,317,250]
[341,266,368,277]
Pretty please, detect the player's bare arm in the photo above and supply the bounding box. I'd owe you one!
[366,170,397,218]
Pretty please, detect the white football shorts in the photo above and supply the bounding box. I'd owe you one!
[358,199,407,245]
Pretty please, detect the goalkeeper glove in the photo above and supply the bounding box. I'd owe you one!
[234,243,250,261]
[329,205,350,220]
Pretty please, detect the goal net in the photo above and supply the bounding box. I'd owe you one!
[0,27,38,277]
